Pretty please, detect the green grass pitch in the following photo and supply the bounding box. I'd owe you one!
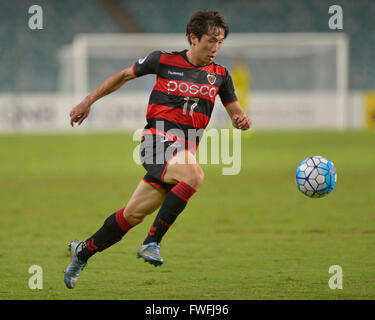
[0,130,374,300]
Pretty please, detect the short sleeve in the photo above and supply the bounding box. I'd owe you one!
[219,69,238,107]
[132,51,162,77]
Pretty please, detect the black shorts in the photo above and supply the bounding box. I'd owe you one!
[142,173,175,194]
[140,134,185,193]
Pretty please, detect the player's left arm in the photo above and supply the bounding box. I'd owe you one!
[219,68,252,130]
[225,101,252,130]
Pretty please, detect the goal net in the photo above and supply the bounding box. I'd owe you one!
[58,33,349,130]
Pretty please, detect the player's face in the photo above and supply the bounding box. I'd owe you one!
[192,27,225,65]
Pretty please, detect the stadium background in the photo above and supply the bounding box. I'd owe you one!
[1,0,375,300]
[1,0,375,131]
[1,0,375,91]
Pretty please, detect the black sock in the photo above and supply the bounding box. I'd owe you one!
[76,207,133,262]
[143,181,196,245]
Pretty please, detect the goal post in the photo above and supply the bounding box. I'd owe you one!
[58,33,349,130]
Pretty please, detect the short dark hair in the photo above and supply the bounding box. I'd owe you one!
[186,10,229,45]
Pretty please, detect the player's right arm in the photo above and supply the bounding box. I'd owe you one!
[70,66,136,127]
[70,50,161,127]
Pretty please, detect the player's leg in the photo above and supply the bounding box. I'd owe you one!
[138,150,203,266]
[64,179,165,288]
[75,179,165,262]
[123,179,166,226]
[163,150,204,188]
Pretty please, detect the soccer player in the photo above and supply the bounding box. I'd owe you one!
[64,10,251,289]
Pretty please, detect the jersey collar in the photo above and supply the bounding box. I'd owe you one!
[180,49,213,68]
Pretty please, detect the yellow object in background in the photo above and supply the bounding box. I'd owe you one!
[365,91,375,129]
[231,55,251,113]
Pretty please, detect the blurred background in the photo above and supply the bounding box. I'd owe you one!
[0,0,374,131]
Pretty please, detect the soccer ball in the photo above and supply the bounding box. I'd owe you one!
[295,156,337,198]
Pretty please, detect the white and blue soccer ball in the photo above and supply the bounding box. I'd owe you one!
[295,156,337,198]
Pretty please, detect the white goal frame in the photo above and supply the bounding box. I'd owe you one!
[70,33,349,130]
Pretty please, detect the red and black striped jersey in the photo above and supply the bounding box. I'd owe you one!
[132,50,238,147]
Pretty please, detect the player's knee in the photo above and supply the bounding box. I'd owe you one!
[183,165,204,189]
[123,209,147,226]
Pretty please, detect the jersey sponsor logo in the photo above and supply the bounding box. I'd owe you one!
[207,73,216,85]
[138,55,148,64]
[167,80,218,98]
